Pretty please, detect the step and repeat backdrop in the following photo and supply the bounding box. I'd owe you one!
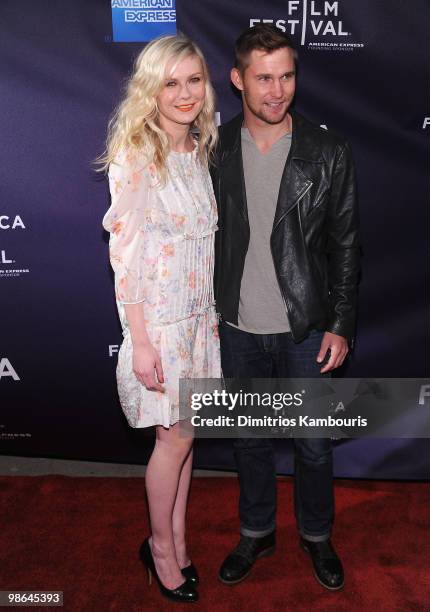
[1,1,429,477]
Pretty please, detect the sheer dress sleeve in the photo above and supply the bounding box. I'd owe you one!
[102,148,151,304]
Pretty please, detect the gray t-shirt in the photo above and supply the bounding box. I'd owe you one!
[230,128,292,334]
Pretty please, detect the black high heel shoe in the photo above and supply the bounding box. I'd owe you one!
[139,538,198,603]
[181,563,199,586]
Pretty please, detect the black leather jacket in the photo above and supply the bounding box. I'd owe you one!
[210,110,360,344]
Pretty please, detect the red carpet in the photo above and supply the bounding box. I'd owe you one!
[0,475,429,611]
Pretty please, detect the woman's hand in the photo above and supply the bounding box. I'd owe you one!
[132,343,165,393]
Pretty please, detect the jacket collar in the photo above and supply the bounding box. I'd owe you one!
[219,108,322,162]
[218,109,322,227]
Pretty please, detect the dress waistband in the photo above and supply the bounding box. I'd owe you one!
[122,302,216,335]
[168,226,217,243]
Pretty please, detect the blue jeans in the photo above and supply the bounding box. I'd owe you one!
[219,322,333,542]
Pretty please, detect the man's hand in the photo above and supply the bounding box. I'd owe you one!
[317,332,349,374]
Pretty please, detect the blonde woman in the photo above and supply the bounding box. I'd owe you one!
[100,35,220,603]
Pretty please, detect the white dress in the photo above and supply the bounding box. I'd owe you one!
[102,143,221,428]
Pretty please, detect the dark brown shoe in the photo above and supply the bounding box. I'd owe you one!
[218,532,276,585]
[300,538,344,591]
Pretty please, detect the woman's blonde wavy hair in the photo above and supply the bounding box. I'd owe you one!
[97,34,217,184]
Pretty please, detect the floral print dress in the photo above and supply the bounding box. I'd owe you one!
[102,143,221,428]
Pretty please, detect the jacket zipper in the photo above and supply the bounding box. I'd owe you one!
[270,181,313,341]
[271,240,295,340]
[272,181,312,232]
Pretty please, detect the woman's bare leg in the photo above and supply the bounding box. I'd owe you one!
[172,445,193,568]
[145,422,193,589]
